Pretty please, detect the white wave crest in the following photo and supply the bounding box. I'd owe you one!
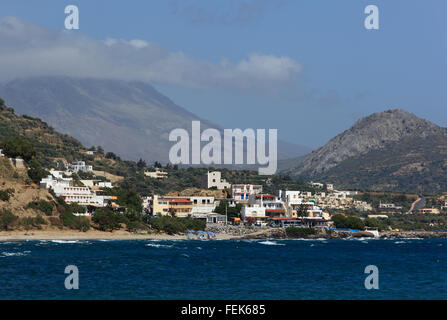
[258,240,285,246]
[145,243,173,248]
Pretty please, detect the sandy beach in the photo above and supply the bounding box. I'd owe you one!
[0,230,239,241]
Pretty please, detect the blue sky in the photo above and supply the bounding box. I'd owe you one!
[1,0,446,148]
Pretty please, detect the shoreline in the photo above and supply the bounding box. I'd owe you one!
[1,229,447,241]
[0,230,241,241]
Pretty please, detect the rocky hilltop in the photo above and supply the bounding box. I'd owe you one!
[293,109,445,176]
[286,109,447,193]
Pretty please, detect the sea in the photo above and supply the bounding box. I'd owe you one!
[0,238,446,299]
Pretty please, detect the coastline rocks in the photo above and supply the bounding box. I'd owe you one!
[380,231,447,239]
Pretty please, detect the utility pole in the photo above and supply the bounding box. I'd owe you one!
[225,203,228,225]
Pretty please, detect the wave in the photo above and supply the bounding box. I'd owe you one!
[258,240,285,246]
[145,243,173,248]
[1,251,30,257]
[51,240,80,244]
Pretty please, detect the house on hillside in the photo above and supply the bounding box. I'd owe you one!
[144,169,168,179]
[231,184,262,201]
[203,171,231,190]
[68,161,93,172]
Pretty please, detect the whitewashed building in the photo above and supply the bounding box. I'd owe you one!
[69,161,93,172]
[204,171,231,189]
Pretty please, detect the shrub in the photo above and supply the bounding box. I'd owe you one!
[69,202,86,214]
[48,217,63,229]
[34,214,47,225]
[0,188,14,201]
[60,211,77,227]
[285,227,317,238]
[0,210,18,230]
[26,200,54,216]
[92,209,121,231]
[60,211,90,232]
[125,220,148,233]
[148,216,205,235]
[332,214,365,230]
[149,216,185,234]
[75,217,90,232]
[19,215,47,230]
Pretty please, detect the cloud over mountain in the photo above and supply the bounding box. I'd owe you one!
[0,17,301,92]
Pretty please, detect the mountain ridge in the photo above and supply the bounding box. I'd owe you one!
[285,109,447,193]
[0,76,311,164]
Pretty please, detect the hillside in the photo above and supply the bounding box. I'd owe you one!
[286,109,447,193]
[0,103,84,166]
[0,98,315,197]
[0,76,310,163]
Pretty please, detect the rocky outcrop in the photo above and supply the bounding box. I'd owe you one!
[289,109,446,177]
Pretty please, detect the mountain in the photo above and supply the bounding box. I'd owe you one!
[285,109,447,193]
[0,76,310,164]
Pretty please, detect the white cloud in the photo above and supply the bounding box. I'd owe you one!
[0,17,302,92]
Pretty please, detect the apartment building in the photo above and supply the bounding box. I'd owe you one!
[231,184,262,201]
[250,194,285,218]
[241,204,267,225]
[203,171,231,189]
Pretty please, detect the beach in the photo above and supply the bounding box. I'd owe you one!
[0,230,239,241]
[1,228,447,241]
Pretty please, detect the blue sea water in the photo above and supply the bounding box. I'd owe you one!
[0,238,446,299]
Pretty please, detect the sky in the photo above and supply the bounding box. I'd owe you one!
[0,0,446,149]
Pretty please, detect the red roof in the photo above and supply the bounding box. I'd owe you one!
[256,194,275,198]
[266,209,285,212]
[170,199,192,204]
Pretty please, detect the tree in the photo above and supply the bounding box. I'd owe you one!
[28,159,49,183]
[115,188,143,213]
[1,136,36,162]
[92,209,121,231]
[332,214,365,230]
[0,97,4,106]
[137,158,146,169]
[105,152,120,160]
[154,161,162,168]
[0,210,18,230]
[297,203,308,217]
[96,146,104,156]
[214,200,242,219]
[168,207,176,217]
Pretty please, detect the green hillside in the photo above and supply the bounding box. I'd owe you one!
[0,97,314,196]
[0,103,84,166]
